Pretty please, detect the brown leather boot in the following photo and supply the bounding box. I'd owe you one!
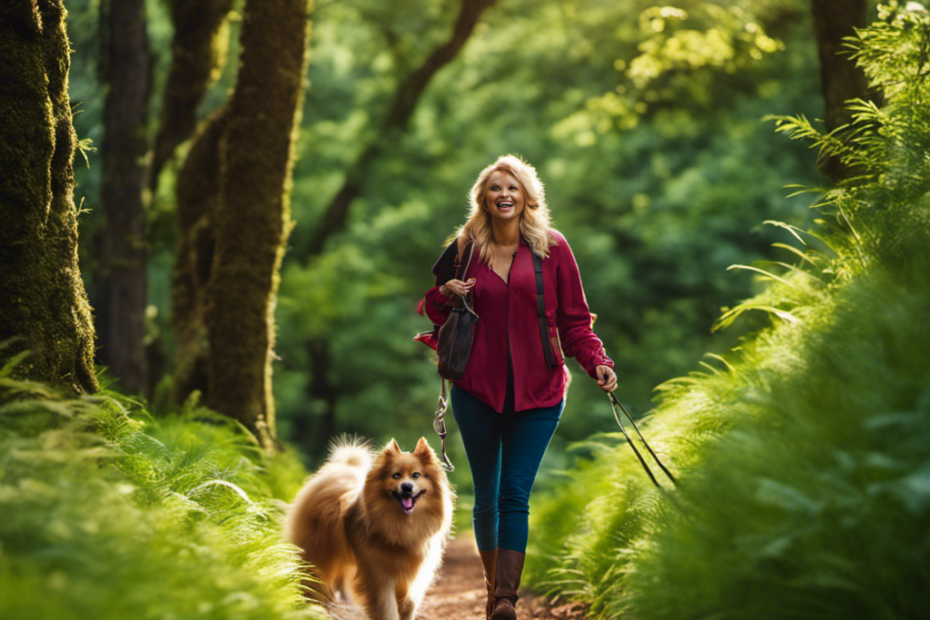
[490,548,525,620]
[478,549,497,620]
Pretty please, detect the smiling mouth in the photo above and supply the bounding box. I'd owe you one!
[393,490,426,515]
[497,201,514,209]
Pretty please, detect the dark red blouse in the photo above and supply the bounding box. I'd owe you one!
[417,230,613,413]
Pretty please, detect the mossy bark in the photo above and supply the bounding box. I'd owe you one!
[172,0,310,449]
[203,0,311,449]
[0,0,98,394]
[149,0,234,195]
[172,107,228,406]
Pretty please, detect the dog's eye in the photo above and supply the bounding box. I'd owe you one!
[392,472,402,479]
[412,472,421,479]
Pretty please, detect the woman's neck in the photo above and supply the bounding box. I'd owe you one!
[491,220,520,247]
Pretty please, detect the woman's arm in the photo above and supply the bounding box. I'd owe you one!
[552,233,614,379]
[419,237,475,325]
[421,278,475,323]
[420,286,453,325]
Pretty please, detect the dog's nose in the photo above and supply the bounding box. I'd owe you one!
[401,482,414,494]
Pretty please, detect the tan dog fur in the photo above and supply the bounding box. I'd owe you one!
[285,437,454,620]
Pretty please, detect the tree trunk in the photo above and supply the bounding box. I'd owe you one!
[97,0,151,395]
[0,0,98,394]
[149,0,234,196]
[810,0,871,184]
[198,0,311,449]
[171,107,228,406]
[305,0,498,257]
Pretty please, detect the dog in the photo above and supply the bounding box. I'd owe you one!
[284,436,454,620]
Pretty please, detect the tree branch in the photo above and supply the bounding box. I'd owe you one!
[305,0,498,257]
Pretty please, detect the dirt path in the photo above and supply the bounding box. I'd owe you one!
[324,536,588,620]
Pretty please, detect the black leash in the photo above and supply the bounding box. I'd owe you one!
[607,392,676,488]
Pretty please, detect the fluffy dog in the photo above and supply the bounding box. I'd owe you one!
[284,437,454,620]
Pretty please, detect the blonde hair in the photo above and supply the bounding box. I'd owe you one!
[454,154,554,263]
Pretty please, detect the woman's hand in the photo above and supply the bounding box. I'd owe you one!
[596,365,618,393]
[440,278,476,298]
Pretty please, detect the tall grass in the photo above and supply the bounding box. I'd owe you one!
[0,366,323,620]
[527,7,930,619]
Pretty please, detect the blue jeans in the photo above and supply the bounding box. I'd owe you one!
[451,385,564,553]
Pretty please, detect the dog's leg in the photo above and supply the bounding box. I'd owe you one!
[396,582,416,620]
[354,570,399,620]
[404,537,444,617]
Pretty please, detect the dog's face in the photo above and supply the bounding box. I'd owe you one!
[374,437,441,516]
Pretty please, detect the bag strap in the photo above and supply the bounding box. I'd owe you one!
[455,239,475,282]
[451,239,476,311]
[430,238,474,473]
[607,392,676,488]
[534,252,556,368]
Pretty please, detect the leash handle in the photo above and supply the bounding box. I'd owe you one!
[608,392,676,488]
[433,378,455,472]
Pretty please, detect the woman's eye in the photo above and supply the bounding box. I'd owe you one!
[491,185,499,190]
[392,472,402,479]
[412,472,421,479]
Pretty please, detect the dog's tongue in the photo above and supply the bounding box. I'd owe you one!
[402,497,415,514]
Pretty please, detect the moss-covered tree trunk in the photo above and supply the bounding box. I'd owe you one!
[172,0,310,448]
[98,0,151,395]
[0,0,98,394]
[171,107,228,406]
[203,0,311,448]
[149,0,233,195]
[163,0,235,406]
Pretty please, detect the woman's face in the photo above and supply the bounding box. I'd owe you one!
[484,170,526,224]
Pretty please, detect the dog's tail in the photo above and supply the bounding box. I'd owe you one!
[326,434,372,470]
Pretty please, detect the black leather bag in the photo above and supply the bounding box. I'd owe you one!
[436,242,477,381]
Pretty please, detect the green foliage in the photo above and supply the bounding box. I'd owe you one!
[65,0,820,460]
[555,0,801,135]
[270,0,823,459]
[0,371,322,620]
[527,8,930,619]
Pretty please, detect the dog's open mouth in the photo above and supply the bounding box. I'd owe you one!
[393,490,426,515]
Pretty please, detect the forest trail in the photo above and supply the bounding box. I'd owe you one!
[324,536,589,620]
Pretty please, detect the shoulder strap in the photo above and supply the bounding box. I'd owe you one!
[534,252,556,368]
[455,240,475,281]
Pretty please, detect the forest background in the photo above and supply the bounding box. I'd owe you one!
[69,0,827,468]
[8,0,928,618]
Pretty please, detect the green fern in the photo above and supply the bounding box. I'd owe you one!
[0,377,323,620]
[528,7,930,620]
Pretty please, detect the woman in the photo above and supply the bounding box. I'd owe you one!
[418,155,617,620]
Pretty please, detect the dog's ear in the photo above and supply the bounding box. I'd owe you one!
[413,436,434,462]
[383,439,402,455]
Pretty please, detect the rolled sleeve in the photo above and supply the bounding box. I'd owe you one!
[422,286,453,325]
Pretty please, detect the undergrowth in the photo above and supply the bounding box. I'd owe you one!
[527,5,930,619]
[0,370,323,620]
